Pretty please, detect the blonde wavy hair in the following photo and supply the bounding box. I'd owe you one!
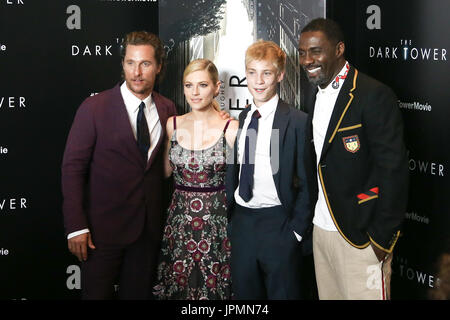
[183,59,221,111]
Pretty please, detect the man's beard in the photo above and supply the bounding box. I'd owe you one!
[304,68,327,87]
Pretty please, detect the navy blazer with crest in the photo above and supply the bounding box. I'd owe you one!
[304,65,409,253]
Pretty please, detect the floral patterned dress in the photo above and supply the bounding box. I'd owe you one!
[153,117,232,300]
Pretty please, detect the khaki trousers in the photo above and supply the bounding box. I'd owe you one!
[313,225,392,300]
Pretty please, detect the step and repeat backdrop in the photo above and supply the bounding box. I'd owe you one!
[0,0,325,300]
[0,0,159,299]
[1,0,448,300]
[157,0,325,116]
[328,0,450,299]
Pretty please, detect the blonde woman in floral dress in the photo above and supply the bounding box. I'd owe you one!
[153,59,238,299]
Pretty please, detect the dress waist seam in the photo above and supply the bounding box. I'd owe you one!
[174,184,225,192]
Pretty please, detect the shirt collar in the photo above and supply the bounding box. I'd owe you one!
[120,81,153,112]
[318,61,349,94]
[251,94,279,120]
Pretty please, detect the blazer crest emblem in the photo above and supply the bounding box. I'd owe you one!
[342,135,360,153]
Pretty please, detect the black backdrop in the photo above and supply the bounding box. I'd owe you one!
[1,0,449,300]
[327,0,450,299]
[0,0,158,299]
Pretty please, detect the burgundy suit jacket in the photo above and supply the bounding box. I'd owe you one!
[61,84,177,245]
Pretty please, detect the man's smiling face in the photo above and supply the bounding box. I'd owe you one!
[298,30,344,89]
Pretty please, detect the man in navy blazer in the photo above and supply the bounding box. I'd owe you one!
[226,40,311,299]
[62,31,176,299]
[299,18,409,299]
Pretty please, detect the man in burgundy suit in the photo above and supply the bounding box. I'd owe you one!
[61,31,177,299]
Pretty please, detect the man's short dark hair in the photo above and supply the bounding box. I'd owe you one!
[301,18,345,45]
[120,31,166,82]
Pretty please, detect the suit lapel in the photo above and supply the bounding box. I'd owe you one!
[271,100,290,198]
[146,91,168,170]
[320,66,358,161]
[234,105,251,158]
[306,87,318,144]
[230,105,251,192]
[113,84,145,167]
[237,105,251,136]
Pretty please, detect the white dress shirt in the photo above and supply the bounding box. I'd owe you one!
[312,62,349,232]
[234,94,302,241]
[67,82,161,239]
[120,81,162,160]
[235,94,281,208]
